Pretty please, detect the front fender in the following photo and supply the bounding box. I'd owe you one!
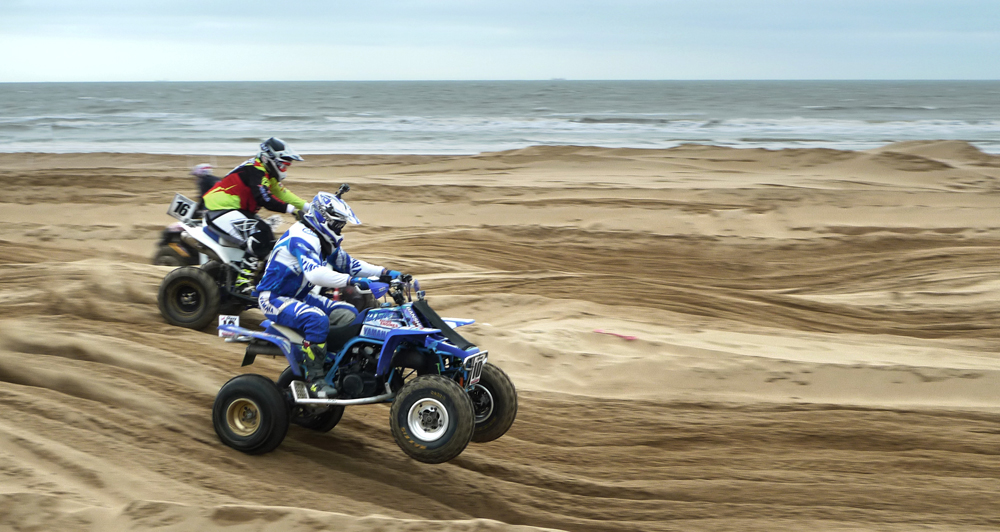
[441,317,475,328]
[370,327,440,376]
[370,329,484,377]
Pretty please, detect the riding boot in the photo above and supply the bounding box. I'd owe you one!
[235,257,259,295]
[302,342,337,398]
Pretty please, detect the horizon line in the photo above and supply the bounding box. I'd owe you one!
[3,78,1000,84]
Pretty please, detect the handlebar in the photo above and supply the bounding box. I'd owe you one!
[387,278,409,305]
[320,277,422,307]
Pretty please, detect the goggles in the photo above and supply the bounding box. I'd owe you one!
[328,219,346,235]
[320,204,347,234]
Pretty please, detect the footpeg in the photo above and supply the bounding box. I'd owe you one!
[291,380,310,402]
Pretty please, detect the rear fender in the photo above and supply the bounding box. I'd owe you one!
[218,324,301,375]
[183,226,244,266]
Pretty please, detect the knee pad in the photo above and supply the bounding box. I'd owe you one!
[244,223,275,258]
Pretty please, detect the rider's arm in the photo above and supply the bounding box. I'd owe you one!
[289,239,352,288]
[327,247,384,278]
[240,172,294,213]
[266,177,306,210]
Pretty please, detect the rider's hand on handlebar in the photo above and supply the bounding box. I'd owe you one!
[350,277,371,291]
[379,270,411,284]
[265,214,283,228]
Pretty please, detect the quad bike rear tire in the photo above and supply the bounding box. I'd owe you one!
[200,260,246,316]
[389,375,475,464]
[212,374,289,455]
[152,246,187,267]
[469,363,518,443]
[158,266,221,330]
[276,366,345,432]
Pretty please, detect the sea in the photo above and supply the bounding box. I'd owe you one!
[2,81,999,155]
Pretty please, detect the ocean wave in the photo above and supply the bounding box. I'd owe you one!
[802,105,941,111]
[865,105,940,110]
[802,106,850,111]
[261,114,322,122]
[2,81,1000,154]
[77,96,144,103]
[572,117,678,125]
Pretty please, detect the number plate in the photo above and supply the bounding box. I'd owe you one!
[218,314,239,337]
[168,193,198,223]
[464,352,488,385]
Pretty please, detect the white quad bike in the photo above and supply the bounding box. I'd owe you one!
[156,193,283,330]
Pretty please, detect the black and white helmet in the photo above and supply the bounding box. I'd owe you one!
[259,137,303,181]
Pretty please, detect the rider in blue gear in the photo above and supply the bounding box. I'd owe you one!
[254,189,407,398]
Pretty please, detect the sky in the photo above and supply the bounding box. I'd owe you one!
[2,0,997,82]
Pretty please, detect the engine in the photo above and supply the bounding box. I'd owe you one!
[335,343,380,399]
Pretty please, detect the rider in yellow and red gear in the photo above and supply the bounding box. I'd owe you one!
[202,137,309,292]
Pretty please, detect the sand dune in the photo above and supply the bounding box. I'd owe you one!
[1,143,999,531]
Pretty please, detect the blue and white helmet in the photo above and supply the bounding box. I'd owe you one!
[259,137,303,181]
[302,191,360,247]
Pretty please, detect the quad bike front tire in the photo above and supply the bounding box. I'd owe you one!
[276,367,345,432]
[389,375,475,464]
[157,266,221,330]
[469,363,518,443]
[212,374,290,455]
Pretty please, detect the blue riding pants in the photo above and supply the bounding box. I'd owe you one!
[258,291,357,344]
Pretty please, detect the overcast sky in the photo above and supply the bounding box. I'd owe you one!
[2,0,997,82]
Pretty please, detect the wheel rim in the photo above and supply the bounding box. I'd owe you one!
[174,282,202,314]
[469,384,494,424]
[407,398,449,442]
[226,398,261,437]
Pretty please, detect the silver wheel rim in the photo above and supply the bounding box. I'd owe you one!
[470,384,494,424]
[407,398,449,442]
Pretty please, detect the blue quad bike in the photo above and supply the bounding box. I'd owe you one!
[211,279,518,464]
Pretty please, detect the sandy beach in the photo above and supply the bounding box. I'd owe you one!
[1,141,999,531]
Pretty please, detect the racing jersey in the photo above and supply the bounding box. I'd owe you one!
[254,222,384,300]
[203,157,306,214]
